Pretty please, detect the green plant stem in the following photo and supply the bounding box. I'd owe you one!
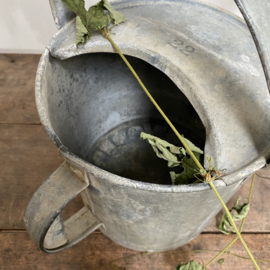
[205,174,256,268]
[102,31,260,270]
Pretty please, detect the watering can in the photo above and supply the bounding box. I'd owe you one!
[24,0,270,253]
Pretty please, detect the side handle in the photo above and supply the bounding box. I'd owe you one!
[24,162,103,253]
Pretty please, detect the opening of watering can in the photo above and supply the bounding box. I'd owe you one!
[45,52,206,185]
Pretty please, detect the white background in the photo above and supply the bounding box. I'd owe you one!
[0,0,242,54]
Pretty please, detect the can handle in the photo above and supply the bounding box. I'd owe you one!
[23,162,103,253]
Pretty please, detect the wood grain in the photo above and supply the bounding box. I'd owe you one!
[0,54,40,124]
[0,124,83,229]
[0,232,269,270]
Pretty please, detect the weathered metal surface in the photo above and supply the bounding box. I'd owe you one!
[49,0,75,30]
[235,0,270,92]
[24,0,270,253]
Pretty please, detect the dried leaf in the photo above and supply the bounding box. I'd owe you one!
[218,197,250,235]
[170,171,177,185]
[62,0,126,45]
[140,132,185,167]
[218,258,225,266]
[171,152,202,185]
[62,0,87,24]
[141,132,185,154]
[141,132,204,184]
[170,171,181,185]
[85,3,110,31]
[176,152,201,185]
[175,260,205,270]
[76,16,90,45]
[140,133,204,155]
[103,0,126,24]
[184,136,204,154]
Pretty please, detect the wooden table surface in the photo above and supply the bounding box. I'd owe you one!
[1,54,270,270]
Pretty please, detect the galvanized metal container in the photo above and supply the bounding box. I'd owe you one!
[24,0,270,253]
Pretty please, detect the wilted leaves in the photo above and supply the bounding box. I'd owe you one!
[140,132,186,167]
[62,0,86,19]
[140,132,204,185]
[171,152,202,185]
[75,16,90,45]
[62,0,126,45]
[219,197,250,235]
[218,258,225,266]
[86,4,110,32]
[103,0,126,24]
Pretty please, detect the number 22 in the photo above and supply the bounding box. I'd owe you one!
[170,40,195,56]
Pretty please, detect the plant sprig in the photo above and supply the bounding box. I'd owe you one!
[205,173,256,268]
[62,0,126,45]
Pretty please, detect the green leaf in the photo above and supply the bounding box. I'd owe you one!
[141,132,204,184]
[62,0,87,24]
[218,197,250,235]
[140,132,185,154]
[170,169,197,185]
[170,171,178,185]
[172,152,202,185]
[218,258,225,266]
[170,171,181,185]
[76,16,91,45]
[102,0,126,25]
[233,197,250,220]
[85,3,110,31]
[175,260,205,270]
[184,136,204,154]
[62,0,114,46]
[140,132,185,167]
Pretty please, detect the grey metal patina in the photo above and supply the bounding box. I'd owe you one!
[24,0,270,253]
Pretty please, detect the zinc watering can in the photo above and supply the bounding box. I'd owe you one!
[24,0,270,253]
